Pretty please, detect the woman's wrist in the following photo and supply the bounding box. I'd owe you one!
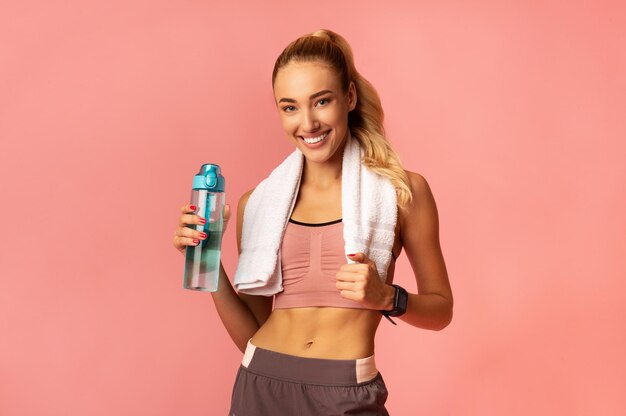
[381,284,396,311]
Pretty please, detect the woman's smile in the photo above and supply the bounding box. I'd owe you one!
[300,130,331,147]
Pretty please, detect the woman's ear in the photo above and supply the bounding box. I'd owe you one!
[348,81,357,111]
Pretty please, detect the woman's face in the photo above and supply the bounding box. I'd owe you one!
[273,60,356,165]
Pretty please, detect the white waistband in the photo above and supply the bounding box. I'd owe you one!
[355,354,378,383]
[242,340,257,368]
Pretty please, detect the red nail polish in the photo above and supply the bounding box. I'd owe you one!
[190,205,196,211]
[199,218,206,224]
[348,253,356,256]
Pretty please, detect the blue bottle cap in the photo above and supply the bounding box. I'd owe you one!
[192,164,225,192]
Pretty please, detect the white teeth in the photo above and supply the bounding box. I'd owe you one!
[302,131,329,144]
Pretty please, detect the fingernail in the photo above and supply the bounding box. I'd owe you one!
[199,218,206,224]
[193,240,199,244]
[190,205,196,210]
[200,232,207,238]
[348,253,356,256]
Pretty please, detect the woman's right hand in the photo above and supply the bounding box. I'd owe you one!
[173,203,231,255]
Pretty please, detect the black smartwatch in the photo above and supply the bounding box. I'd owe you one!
[380,284,408,325]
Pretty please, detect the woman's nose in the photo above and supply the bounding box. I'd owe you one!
[301,109,320,132]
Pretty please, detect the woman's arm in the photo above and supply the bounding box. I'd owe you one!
[394,171,453,330]
[210,189,273,352]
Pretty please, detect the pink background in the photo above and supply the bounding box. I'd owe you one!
[1,1,625,415]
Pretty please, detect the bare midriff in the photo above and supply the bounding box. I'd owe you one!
[250,257,398,360]
[250,307,382,359]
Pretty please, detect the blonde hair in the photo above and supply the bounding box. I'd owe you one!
[271,29,413,207]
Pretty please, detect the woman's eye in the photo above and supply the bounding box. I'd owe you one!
[316,98,330,106]
[282,105,296,112]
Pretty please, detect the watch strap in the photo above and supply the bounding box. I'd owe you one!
[380,284,408,323]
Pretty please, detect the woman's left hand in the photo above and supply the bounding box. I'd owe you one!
[335,252,395,310]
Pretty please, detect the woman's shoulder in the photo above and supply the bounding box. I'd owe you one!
[238,187,256,214]
[403,169,430,201]
[398,170,437,225]
[236,187,256,252]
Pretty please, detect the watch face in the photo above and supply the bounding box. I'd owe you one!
[394,285,408,316]
[398,288,408,309]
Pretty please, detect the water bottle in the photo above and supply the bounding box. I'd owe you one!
[183,163,226,292]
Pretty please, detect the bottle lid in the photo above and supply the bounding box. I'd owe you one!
[192,164,225,192]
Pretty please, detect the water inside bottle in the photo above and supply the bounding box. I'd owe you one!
[183,192,224,291]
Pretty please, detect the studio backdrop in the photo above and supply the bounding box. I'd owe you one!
[1,1,624,415]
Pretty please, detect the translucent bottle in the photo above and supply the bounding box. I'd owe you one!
[183,164,225,292]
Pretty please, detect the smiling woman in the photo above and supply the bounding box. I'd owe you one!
[172,28,453,416]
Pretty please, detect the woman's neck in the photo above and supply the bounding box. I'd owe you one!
[301,160,342,189]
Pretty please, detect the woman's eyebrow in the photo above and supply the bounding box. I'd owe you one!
[278,89,334,103]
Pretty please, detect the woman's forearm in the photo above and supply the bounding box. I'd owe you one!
[210,262,260,352]
[396,291,453,330]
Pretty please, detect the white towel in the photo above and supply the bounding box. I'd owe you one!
[234,132,398,296]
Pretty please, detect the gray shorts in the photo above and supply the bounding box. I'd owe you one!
[229,340,389,416]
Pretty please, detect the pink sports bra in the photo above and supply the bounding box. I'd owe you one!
[273,217,397,309]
